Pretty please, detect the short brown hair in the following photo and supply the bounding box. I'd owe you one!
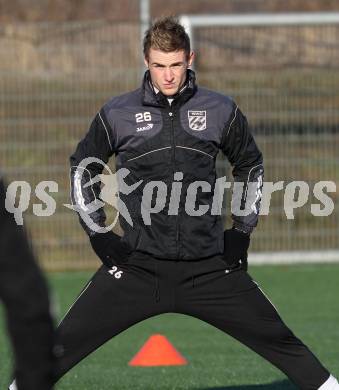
[143,16,191,60]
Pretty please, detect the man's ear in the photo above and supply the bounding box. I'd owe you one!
[144,57,149,68]
[188,51,195,68]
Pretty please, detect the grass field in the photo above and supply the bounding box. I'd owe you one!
[1,264,339,389]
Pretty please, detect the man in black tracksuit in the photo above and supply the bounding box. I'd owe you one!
[53,17,338,389]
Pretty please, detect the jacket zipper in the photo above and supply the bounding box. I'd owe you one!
[168,110,180,258]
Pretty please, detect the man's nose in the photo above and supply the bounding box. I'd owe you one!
[164,68,174,81]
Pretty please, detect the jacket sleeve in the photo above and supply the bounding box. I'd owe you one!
[220,102,264,234]
[70,108,115,236]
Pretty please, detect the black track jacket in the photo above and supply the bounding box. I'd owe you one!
[70,70,263,260]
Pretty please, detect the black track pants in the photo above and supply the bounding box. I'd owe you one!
[54,252,329,389]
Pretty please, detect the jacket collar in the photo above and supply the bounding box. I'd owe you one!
[142,69,197,108]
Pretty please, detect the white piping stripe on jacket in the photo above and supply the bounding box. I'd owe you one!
[74,170,87,211]
[70,166,98,212]
[176,145,214,159]
[226,105,238,137]
[126,146,171,162]
[243,163,263,202]
[98,111,113,151]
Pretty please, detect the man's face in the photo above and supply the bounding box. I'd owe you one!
[144,48,194,96]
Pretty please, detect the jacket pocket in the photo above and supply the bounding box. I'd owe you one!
[218,255,243,273]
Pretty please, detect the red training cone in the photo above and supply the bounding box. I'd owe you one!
[128,334,188,366]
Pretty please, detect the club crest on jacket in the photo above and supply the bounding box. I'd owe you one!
[188,110,207,131]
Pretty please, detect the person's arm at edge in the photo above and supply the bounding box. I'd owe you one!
[0,178,55,389]
[69,108,132,267]
[220,101,264,268]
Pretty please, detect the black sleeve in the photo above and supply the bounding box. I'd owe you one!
[0,178,55,389]
[70,108,115,236]
[220,102,264,233]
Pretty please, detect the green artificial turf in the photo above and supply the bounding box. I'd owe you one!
[1,264,338,389]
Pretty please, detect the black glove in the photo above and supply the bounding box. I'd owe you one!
[223,228,250,271]
[89,231,132,268]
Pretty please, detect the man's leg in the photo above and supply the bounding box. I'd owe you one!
[53,254,168,383]
[176,256,335,389]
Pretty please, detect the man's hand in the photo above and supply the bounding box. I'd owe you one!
[89,231,132,268]
[223,228,250,271]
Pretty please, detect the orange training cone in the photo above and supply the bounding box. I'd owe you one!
[128,334,188,366]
